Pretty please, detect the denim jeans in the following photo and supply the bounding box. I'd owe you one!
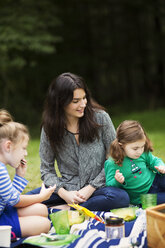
[148,173,165,204]
[26,186,130,211]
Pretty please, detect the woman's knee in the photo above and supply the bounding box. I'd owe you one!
[82,187,130,211]
[102,186,130,206]
[117,189,130,206]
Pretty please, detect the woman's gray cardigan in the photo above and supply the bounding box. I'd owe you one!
[39,110,116,193]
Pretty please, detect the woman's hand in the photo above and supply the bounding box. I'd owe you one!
[78,185,96,201]
[39,183,56,201]
[58,188,86,204]
[155,165,165,174]
[16,159,27,178]
[115,169,125,184]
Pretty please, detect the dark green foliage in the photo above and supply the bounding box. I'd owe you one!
[0,0,165,126]
[0,0,62,124]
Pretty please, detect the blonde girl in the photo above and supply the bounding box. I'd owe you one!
[104,120,165,206]
[0,109,56,237]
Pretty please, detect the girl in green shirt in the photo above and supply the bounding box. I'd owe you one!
[105,120,165,205]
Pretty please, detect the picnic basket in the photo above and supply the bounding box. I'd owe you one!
[146,203,165,248]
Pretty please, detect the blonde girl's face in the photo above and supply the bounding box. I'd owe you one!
[123,139,146,159]
[8,136,29,168]
[64,88,87,121]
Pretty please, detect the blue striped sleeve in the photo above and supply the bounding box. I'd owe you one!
[0,165,20,209]
[0,162,28,215]
[13,175,28,193]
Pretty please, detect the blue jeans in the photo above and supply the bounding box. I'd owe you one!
[148,173,165,204]
[26,186,130,211]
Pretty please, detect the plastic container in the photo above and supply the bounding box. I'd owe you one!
[49,210,70,234]
[140,193,157,209]
[0,225,12,247]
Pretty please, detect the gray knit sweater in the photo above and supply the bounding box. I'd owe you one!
[39,110,116,192]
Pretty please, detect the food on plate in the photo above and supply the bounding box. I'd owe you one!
[68,210,85,226]
[110,207,139,221]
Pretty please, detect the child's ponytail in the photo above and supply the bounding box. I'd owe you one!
[0,109,13,123]
[110,138,125,166]
[0,109,29,147]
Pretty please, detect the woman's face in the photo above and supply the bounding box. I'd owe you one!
[64,88,87,120]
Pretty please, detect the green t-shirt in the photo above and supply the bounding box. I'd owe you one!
[104,152,164,205]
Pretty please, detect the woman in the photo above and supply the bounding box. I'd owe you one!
[29,72,129,211]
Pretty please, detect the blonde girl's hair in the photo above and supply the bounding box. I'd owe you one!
[110,120,153,166]
[0,109,13,123]
[0,110,29,147]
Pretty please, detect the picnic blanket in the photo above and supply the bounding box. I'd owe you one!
[11,209,148,247]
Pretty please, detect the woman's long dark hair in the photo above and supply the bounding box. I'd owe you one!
[42,72,104,154]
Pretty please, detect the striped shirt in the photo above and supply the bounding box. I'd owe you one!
[0,162,28,215]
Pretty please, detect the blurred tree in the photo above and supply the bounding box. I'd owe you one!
[55,0,165,110]
[0,0,165,126]
[0,0,62,117]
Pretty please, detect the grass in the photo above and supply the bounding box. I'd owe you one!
[7,108,165,193]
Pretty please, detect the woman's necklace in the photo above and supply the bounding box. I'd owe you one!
[66,129,79,135]
[65,120,79,135]
[130,159,142,178]
[71,132,79,135]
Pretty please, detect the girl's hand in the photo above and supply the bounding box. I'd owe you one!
[115,169,125,184]
[16,159,27,178]
[16,183,56,208]
[155,165,165,174]
[39,183,56,201]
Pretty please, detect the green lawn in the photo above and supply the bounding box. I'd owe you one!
[7,108,165,193]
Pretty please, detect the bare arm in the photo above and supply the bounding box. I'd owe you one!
[15,184,56,208]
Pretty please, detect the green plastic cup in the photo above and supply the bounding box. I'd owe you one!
[49,210,70,234]
[140,193,157,209]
